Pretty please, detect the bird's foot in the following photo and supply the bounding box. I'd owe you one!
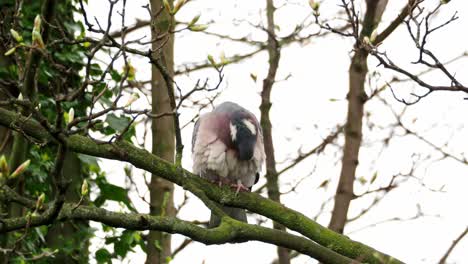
[230,182,250,194]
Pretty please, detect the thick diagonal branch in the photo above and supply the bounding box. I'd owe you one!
[0,107,403,264]
[0,195,353,264]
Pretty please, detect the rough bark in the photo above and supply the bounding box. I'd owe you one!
[44,152,89,263]
[146,0,176,263]
[0,21,13,260]
[328,0,388,234]
[0,0,26,222]
[260,0,289,263]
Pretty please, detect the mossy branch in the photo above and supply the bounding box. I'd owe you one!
[0,193,352,264]
[0,107,403,264]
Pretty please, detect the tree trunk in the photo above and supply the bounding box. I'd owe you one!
[0,37,13,263]
[328,0,388,234]
[146,1,176,263]
[0,4,28,259]
[261,0,289,263]
[45,152,89,263]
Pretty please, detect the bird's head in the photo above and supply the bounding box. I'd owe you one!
[229,114,258,161]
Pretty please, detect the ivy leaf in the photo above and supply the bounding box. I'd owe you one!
[109,230,140,258]
[94,177,135,211]
[114,240,128,257]
[100,96,113,108]
[110,69,122,82]
[77,154,99,167]
[90,63,103,76]
[122,124,136,142]
[95,248,112,263]
[106,114,131,133]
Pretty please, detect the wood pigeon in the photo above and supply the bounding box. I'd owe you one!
[191,101,265,227]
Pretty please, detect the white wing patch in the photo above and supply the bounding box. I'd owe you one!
[230,122,237,141]
[242,119,256,135]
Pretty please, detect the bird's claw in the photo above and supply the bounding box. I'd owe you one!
[208,178,249,194]
[230,183,250,194]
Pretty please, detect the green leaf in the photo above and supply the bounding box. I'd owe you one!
[114,231,137,257]
[95,248,112,263]
[110,69,122,82]
[94,177,135,211]
[77,21,86,39]
[121,230,135,245]
[101,126,116,136]
[153,240,162,251]
[114,240,128,257]
[357,176,367,185]
[100,96,113,108]
[90,63,103,76]
[122,124,136,142]
[370,172,378,184]
[250,73,257,82]
[77,154,99,166]
[105,114,131,133]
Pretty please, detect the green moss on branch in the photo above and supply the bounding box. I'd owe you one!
[0,107,403,264]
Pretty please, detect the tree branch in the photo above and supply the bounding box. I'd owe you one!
[438,226,468,264]
[0,107,403,263]
[0,197,353,264]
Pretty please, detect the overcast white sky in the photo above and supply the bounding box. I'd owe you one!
[84,0,468,263]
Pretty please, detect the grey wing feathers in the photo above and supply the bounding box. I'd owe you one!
[191,118,201,153]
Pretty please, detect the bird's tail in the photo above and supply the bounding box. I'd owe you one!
[209,204,247,228]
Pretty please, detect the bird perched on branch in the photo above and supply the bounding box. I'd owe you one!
[192,101,265,227]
